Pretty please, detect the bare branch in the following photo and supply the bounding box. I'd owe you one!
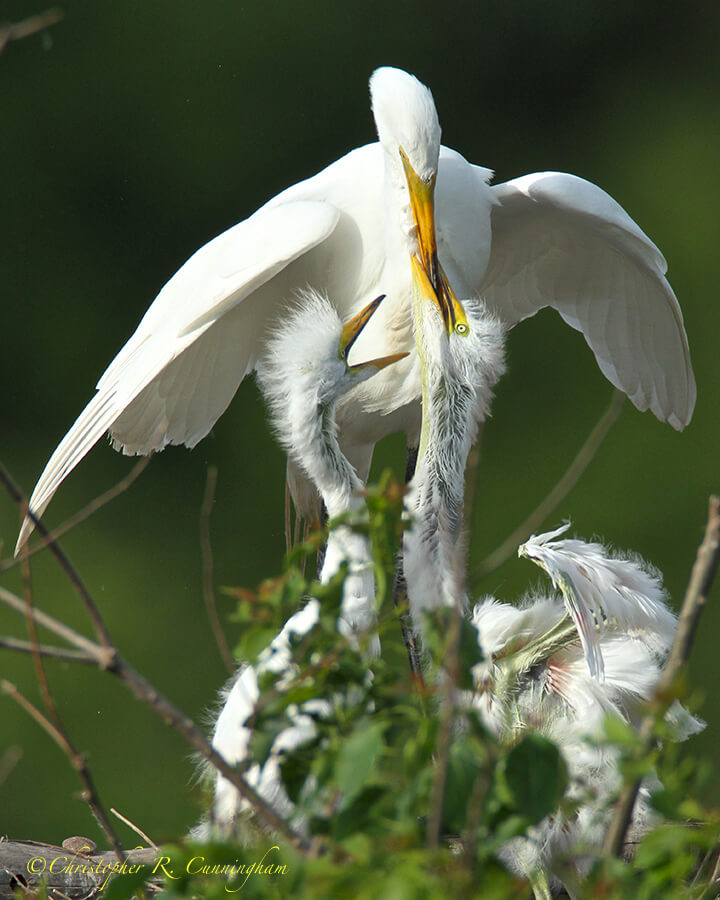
[103,653,314,853]
[0,590,313,853]
[0,841,157,900]
[602,495,720,858]
[0,637,94,664]
[0,461,113,648]
[200,465,234,674]
[110,808,158,850]
[473,390,624,583]
[20,550,64,732]
[1,680,126,862]
[0,586,106,659]
[0,8,63,54]
[0,457,151,575]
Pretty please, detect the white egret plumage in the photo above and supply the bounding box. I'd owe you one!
[403,257,506,632]
[394,256,700,891]
[206,292,403,831]
[16,66,695,552]
[518,524,678,681]
[470,536,703,895]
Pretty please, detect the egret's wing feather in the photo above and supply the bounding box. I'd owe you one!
[480,172,695,429]
[17,201,340,552]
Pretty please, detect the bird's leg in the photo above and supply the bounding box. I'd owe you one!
[284,480,293,556]
[404,444,419,483]
[392,444,424,685]
[529,871,553,900]
[315,502,328,579]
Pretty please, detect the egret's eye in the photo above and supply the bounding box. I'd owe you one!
[455,322,469,336]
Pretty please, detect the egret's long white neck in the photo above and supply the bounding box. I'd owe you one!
[256,297,379,649]
[288,394,363,523]
[290,384,379,649]
[404,294,506,627]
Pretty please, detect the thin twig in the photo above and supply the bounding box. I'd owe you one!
[21,550,63,732]
[1,680,126,862]
[0,457,151,575]
[13,555,114,862]
[0,8,63,53]
[0,637,95,664]
[110,808,158,850]
[0,461,113,648]
[199,465,234,674]
[473,390,625,583]
[0,586,105,659]
[0,584,314,853]
[602,495,720,858]
[104,653,314,853]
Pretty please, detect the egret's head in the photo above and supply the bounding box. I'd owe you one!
[410,255,469,338]
[370,67,441,182]
[370,67,468,338]
[257,291,407,425]
[370,67,441,276]
[338,294,410,382]
[410,255,506,428]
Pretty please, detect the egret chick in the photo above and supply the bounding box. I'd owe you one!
[402,257,506,632]
[206,292,405,833]
[471,533,703,895]
[518,524,677,680]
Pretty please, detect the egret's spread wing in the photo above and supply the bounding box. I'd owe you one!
[480,172,695,429]
[17,200,340,552]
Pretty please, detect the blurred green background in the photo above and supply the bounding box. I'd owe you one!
[1,0,718,845]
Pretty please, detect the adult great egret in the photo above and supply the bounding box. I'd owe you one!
[17,66,695,551]
[206,292,402,831]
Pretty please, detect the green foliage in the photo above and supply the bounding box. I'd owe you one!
[45,476,720,900]
[141,474,716,900]
[489,734,568,829]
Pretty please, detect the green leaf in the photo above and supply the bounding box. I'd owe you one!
[234,626,278,665]
[334,720,386,804]
[102,867,153,900]
[456,616,485,689]
[495,734,567,824]
[442,737,484,833]
[280,736,320,803]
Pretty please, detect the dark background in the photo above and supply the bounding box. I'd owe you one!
[1,1,718,844]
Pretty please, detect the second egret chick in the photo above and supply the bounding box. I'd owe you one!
[205,292,406,834]
[471,530,703,896]
[518,524,678,680]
